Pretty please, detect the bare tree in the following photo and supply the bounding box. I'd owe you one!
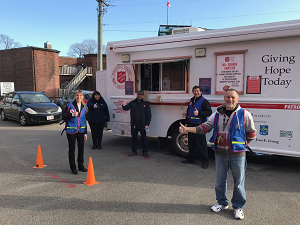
[67,39,98,58]
[0,34,22,49]
[67,39,107,57]
[67,42,86,58]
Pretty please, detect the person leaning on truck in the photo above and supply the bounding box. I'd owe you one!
[122,90,152,158]
[182,85,212,169]
[179,89,256,220]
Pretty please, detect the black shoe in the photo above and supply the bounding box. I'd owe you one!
[72,170,78,175]
[91,145,97,150]
[97,145,102,149]
[202,164,208,169]
[181,159,195,164]
[128,152,137,157]
[143,152,149,158]
[79,167,87,172]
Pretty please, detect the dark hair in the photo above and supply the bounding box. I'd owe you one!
[137,90,144,95]
[92,91,104,102]
[192,85,202,92]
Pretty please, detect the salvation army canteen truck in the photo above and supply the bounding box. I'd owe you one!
[97,19,300,158]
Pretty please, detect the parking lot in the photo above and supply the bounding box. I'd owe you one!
[0,119,300,225]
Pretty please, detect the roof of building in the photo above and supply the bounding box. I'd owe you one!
[0,46,60,53]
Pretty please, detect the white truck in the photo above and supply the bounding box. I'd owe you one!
[97,19,300,158]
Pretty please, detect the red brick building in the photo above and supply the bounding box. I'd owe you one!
[0,47,60,98]
[0,46,106,101]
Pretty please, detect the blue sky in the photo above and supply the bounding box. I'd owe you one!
[1,0,300,56]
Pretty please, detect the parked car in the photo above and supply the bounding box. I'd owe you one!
[0,91,62,126]
[56,90,93,109]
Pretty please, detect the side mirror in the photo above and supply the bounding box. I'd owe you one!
[12,101,20,106]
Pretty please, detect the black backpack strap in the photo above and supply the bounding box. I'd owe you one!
[60,120,66,136]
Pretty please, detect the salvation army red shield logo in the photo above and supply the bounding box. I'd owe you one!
[223,85,230,91]
[111,65,133,89]
[117,71,126,84]
[225,57,230,62]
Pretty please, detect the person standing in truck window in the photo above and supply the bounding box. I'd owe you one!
[182,85,212,169]
[122,90,151,158]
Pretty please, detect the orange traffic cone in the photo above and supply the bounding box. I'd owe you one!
[83,157,99,186]
[33,145,46,168]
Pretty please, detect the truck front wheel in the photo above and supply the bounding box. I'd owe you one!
[171,129,189,158]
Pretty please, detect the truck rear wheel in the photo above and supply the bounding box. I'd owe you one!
[171,129,189,157]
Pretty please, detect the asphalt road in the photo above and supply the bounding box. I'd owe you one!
[0,119,300,225]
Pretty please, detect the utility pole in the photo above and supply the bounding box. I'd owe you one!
[96,0,108,71]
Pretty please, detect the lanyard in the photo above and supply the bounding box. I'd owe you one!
[223,115,230,131]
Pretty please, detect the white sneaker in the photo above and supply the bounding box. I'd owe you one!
[211,203,229,212]
[234,208,244,220]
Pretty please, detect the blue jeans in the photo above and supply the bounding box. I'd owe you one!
[214,154,247,209]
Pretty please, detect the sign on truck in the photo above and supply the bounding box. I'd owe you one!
[97,19,300,158]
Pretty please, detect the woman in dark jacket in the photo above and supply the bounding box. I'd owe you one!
[87,91,110,149]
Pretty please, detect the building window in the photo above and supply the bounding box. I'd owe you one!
[139,60,188,92]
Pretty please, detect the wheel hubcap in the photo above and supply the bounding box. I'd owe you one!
[20,115,25,125]
[176,133,189,153]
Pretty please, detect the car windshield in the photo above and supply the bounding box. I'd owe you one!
[19,93,51,104]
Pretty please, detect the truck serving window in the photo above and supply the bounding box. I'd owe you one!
[141,64,159,91]
[140,60,188,92]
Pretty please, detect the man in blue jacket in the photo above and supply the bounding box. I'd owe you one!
[182,85,212,169]
[122,90,152,158]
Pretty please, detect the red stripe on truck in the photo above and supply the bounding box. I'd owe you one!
[149,102,300,110]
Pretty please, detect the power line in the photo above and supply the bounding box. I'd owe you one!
[104,29,157,32]
[105,10,300,26]
[111,0,201,6]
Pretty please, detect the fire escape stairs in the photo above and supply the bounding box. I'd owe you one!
[60,67,88,97]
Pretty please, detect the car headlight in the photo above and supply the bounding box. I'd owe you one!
[57,107,62,113]
[25,108,38,114]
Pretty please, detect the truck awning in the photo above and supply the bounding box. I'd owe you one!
[118,55,192,65]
